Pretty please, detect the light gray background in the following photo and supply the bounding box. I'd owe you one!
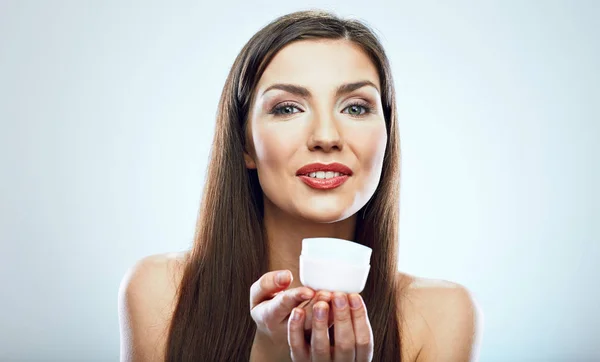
[1,1,598,361]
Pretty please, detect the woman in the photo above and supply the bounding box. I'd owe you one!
[118,9,482,362]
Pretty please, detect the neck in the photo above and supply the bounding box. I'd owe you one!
[262,198,357,290]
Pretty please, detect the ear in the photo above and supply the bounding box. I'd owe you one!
[243,151,257,169]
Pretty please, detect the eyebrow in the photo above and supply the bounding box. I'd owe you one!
[260,80,380,99]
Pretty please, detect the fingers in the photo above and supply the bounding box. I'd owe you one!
[267,286,315,324]
[348,293,374,362]
[250,270,292,309]
[303,291,334,334]
[249,270,315,335]
[288,308,310,361]
[289,293,374,362]
[311,301,332,362]
[331,293,355,361]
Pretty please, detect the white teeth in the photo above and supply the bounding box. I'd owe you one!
[307,171,343,179]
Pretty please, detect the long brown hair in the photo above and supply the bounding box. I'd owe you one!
[165,9,402,361]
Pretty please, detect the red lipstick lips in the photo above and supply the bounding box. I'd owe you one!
[296,162,352,190]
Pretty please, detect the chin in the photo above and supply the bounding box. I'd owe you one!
[298,207,352,223]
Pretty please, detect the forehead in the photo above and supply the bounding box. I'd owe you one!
[256,39,380,93]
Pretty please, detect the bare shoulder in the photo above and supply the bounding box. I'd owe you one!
[118,251,189,361]
[396,272,483,362]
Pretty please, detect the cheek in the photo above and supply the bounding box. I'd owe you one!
[350,123,387,170]
[252,124,301,169]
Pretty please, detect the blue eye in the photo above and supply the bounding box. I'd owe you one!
[269,101,374,118]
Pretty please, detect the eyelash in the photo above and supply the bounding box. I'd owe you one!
[269,101,374,118]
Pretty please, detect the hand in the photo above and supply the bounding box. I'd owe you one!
[250,270,334,360]
[287,292,374,361]
[250,270,313,348]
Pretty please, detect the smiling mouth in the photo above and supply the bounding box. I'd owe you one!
[295,162,353,177]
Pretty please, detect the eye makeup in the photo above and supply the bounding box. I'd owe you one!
[267,99,377,119]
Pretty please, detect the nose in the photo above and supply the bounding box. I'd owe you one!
[307,111,343,152]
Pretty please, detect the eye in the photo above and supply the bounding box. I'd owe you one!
[343,101,373,118]
[268,101,375,118]
[269,102,302,117]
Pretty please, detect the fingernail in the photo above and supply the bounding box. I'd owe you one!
[291,308,301,321]
[318,292,332,302]
[315,305,326,321]
[349,294,362,309]
[301,292,313,300]
[334,294,347,309]
[276,271,289,286]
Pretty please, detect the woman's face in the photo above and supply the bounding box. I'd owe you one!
[245,39,387,222]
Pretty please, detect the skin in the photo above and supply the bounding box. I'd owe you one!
[243,39,386,360]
